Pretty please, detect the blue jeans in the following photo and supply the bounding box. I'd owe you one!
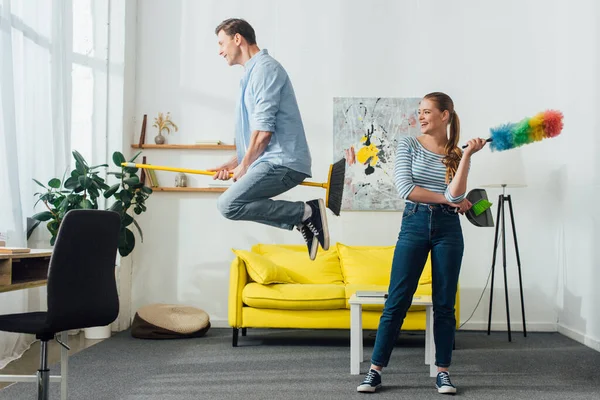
[216,162,309,230]
[371,202,464,369]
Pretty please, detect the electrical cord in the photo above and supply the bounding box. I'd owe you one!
[458,229,502,329]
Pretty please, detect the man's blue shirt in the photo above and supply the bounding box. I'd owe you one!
[235,49,312,177]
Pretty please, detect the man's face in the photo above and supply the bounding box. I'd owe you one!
[217,30,241,66]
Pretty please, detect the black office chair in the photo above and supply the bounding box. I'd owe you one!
[0,209,121,399]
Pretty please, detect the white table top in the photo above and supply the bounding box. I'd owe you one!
[349,293,432,306]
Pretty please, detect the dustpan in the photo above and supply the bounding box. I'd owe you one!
[465,188,494,228]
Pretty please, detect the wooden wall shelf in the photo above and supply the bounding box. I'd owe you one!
[132,144,235,150]
[152,187,228,193]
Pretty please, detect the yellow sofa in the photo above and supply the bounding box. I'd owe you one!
[228,243,459,346]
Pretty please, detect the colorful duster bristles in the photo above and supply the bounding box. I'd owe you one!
[489,110,564,151]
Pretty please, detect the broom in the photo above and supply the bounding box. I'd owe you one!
[122,159,346,216]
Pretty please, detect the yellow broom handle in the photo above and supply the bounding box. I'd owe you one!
[123,163,214,176]
[122,163,328,188]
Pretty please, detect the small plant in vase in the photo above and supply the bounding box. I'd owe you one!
[153,112,179,144]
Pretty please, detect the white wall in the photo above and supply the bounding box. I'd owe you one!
[129,0,599,349]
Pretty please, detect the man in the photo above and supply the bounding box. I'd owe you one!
[212,18,329,260]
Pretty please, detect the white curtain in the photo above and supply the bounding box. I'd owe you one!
[0,0,116,369]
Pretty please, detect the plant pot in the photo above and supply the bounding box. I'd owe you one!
[84,325,112,339]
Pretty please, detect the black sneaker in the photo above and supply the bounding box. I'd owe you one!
[436,371,457,394]
[357,369,382,393]
[303,199,330,251]
[297,224,319,261]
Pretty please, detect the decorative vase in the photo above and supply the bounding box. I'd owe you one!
[175,172,187,187]
[154,132,165,144]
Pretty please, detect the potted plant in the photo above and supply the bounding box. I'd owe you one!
[29,150,151,339]
[29,150,151,257]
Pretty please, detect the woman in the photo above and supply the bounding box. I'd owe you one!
[357,92,487,394]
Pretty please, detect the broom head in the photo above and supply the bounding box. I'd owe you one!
[325,158,346,216]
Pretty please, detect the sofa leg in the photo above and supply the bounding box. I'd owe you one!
[241,328,247,337]
[232,328,239,347]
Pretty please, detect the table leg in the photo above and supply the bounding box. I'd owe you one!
[350,303,362,375]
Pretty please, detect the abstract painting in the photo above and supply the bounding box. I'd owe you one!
[333,97,421,211]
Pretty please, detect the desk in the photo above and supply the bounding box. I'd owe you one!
[0,249,68,400]
[349,294,435,377]
[0,249,52,293]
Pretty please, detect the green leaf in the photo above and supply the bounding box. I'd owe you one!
[50,236,56,246]
[122,213,134,227]
[89,163,109,170]
[33,179,47,189]
[109,201,123,213]
[123,167,138,174]
[120,190,132,203]
[104,183,120,198]
[123,176,140,186]
[64,176,79,190]
[72,150,89,169]
[87,186,100,199]
[132,219,144,242]
[26,220,41,239]
[129,151,142,162]
[75,161,87,175]
[78,175,92,189]
[112,152,126,167]
[141,186,153,194]
[32,211,54,222]
[80,199,94,209]
[118,228,135,257]
[107,172,124,179]
[48,178,61,188]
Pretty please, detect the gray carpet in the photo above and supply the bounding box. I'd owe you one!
[0,328,598,399]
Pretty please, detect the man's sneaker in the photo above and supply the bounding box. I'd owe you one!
[436,371,457,394]
[303,199,330,251]
[356,369,382,393]
[297,224,319,261]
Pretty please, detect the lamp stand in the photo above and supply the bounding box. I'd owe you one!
[487,184,527,341]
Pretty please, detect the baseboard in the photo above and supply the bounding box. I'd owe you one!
[557,324,600,352]
[459,321,557,332]
[210,319,230,329]
[209,319,559,332]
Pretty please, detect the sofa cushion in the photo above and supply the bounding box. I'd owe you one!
[232,249,295,284]
[242,283,347,310]
[251,244,344,284]
[337,243,432,286]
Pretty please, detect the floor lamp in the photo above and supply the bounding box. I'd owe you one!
[481,183,527,342]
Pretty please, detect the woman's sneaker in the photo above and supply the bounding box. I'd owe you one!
[356,369,382,393]
[436,371,457,394]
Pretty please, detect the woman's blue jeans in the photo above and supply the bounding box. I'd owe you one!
[371,202,464,369]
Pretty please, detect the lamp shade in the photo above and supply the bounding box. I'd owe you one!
[479,148,527,188]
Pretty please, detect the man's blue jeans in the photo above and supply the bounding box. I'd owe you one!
[216,162,309,230]
[371,202,464,369]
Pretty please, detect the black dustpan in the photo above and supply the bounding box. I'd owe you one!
[465,188,494,227]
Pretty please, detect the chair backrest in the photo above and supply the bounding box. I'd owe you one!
[45,209,121,333]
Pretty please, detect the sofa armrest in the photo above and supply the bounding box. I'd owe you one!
[228,256,249,328]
